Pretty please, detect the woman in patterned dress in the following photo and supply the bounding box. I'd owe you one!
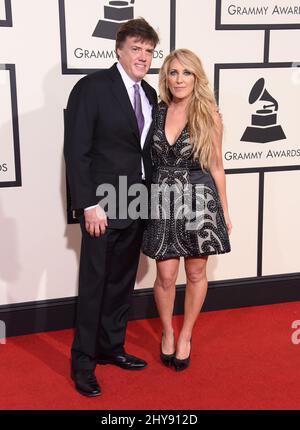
[142,49,232,371]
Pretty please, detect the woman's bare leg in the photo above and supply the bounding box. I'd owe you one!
[176,256,208,359]
[154,257,180,354]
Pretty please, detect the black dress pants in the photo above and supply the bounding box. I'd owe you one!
[71,217,143,370]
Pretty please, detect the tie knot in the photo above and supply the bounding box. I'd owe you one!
[134,83,140,92]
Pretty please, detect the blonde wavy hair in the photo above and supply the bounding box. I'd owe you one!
[159,49,219,170]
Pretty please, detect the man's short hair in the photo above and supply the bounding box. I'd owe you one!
[115,18,159,54]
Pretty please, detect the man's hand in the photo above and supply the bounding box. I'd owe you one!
[84,206,108,237]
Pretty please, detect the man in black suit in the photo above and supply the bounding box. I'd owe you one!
[64,18,159,397]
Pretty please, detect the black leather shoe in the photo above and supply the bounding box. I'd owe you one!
[97,352,147,370]
[71,369,101,397]
[173,340,191,372]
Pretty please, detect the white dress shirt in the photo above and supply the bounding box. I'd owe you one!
[116,61,152,173]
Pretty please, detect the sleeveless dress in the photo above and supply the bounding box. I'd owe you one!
[142,102,231,261]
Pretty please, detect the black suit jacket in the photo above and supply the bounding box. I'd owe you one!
[64,63,157,228]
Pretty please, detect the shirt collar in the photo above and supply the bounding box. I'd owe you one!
[117,62,142,90]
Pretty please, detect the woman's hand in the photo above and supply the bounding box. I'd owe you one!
[224,211,232,235]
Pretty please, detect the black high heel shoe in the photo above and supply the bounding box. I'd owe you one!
[160,350,175,367]
[173,339,192,372]
[160,334,175,367]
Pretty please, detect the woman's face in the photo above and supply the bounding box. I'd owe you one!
[167,58,195,102]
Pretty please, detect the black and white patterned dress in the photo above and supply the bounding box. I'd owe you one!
[142,102,231,260]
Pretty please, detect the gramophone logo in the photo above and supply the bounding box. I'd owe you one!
[93,0,135,40]
[59,0,173,74]
[241,78,286,144]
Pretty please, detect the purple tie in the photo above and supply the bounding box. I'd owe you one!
[133,83,144,136]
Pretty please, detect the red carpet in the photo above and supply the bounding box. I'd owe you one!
[0,301,300,410]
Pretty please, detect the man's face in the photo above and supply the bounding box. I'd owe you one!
[117,36,155,82]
